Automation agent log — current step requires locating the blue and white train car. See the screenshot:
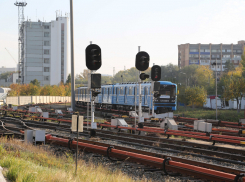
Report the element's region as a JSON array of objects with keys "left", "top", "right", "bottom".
[{"left": 75, "top": 81, "right": 177, "bottom": 113}]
